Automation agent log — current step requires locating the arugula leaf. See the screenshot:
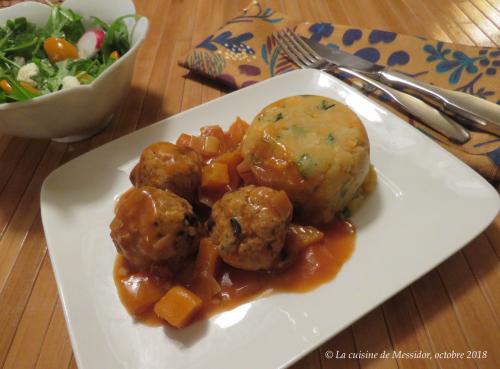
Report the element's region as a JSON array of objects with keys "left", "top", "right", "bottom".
[
  {"left": 31, "top": 59, "right": 71, "bottom": 92},
  {"left": 0, "top": 17, "right": 44, "bottom": 60},
  {"left": 30, "top": 57, "right": 54, "bottom": 92},
  {"left": 45, "top": 6, "right": 85, "bottom": 43},
  {"left": 100, "top": 15, "right": 137, "bottom": 62},
  {"left": 3, "top": 35, "right": 39, "bottom": 58},
  {"left": 90, "top": 16, "right": 109, "bottom": 31},
  {"left": 96, "top": 57, "right": 116, "bottom": 75},
  {"left": 67, "top": 58, "right": 97, "bottom": 80},
  {"left": 6, "top": 17, "right": 30, "bottom": 33},
  {"left": 59, "top": 8, "right": 85, "bottom": 43},
  {"left": 0, "top": 52, "right": 20, "bottom": 69},
  {"left": 0, "top": 28, "right": 13, "bottom": 50}
]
